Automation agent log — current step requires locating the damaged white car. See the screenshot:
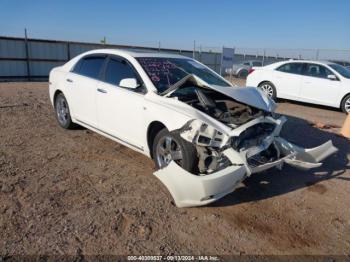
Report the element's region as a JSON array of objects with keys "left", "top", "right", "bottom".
[{"left": 49, "top": 49, "right": 338, "bottom": 207}]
